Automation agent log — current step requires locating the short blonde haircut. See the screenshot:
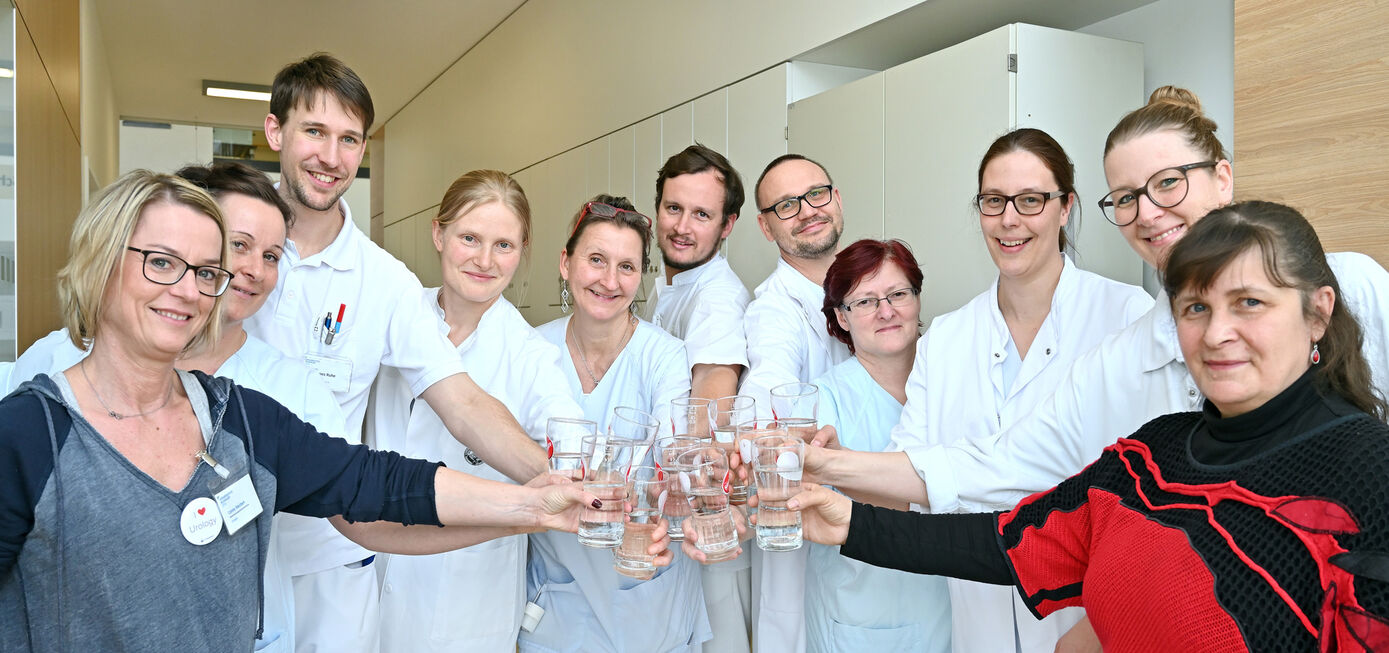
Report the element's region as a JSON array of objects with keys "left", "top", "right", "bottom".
[{"left": 58, "top": 169, "right": 229, "bottom": 353}]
